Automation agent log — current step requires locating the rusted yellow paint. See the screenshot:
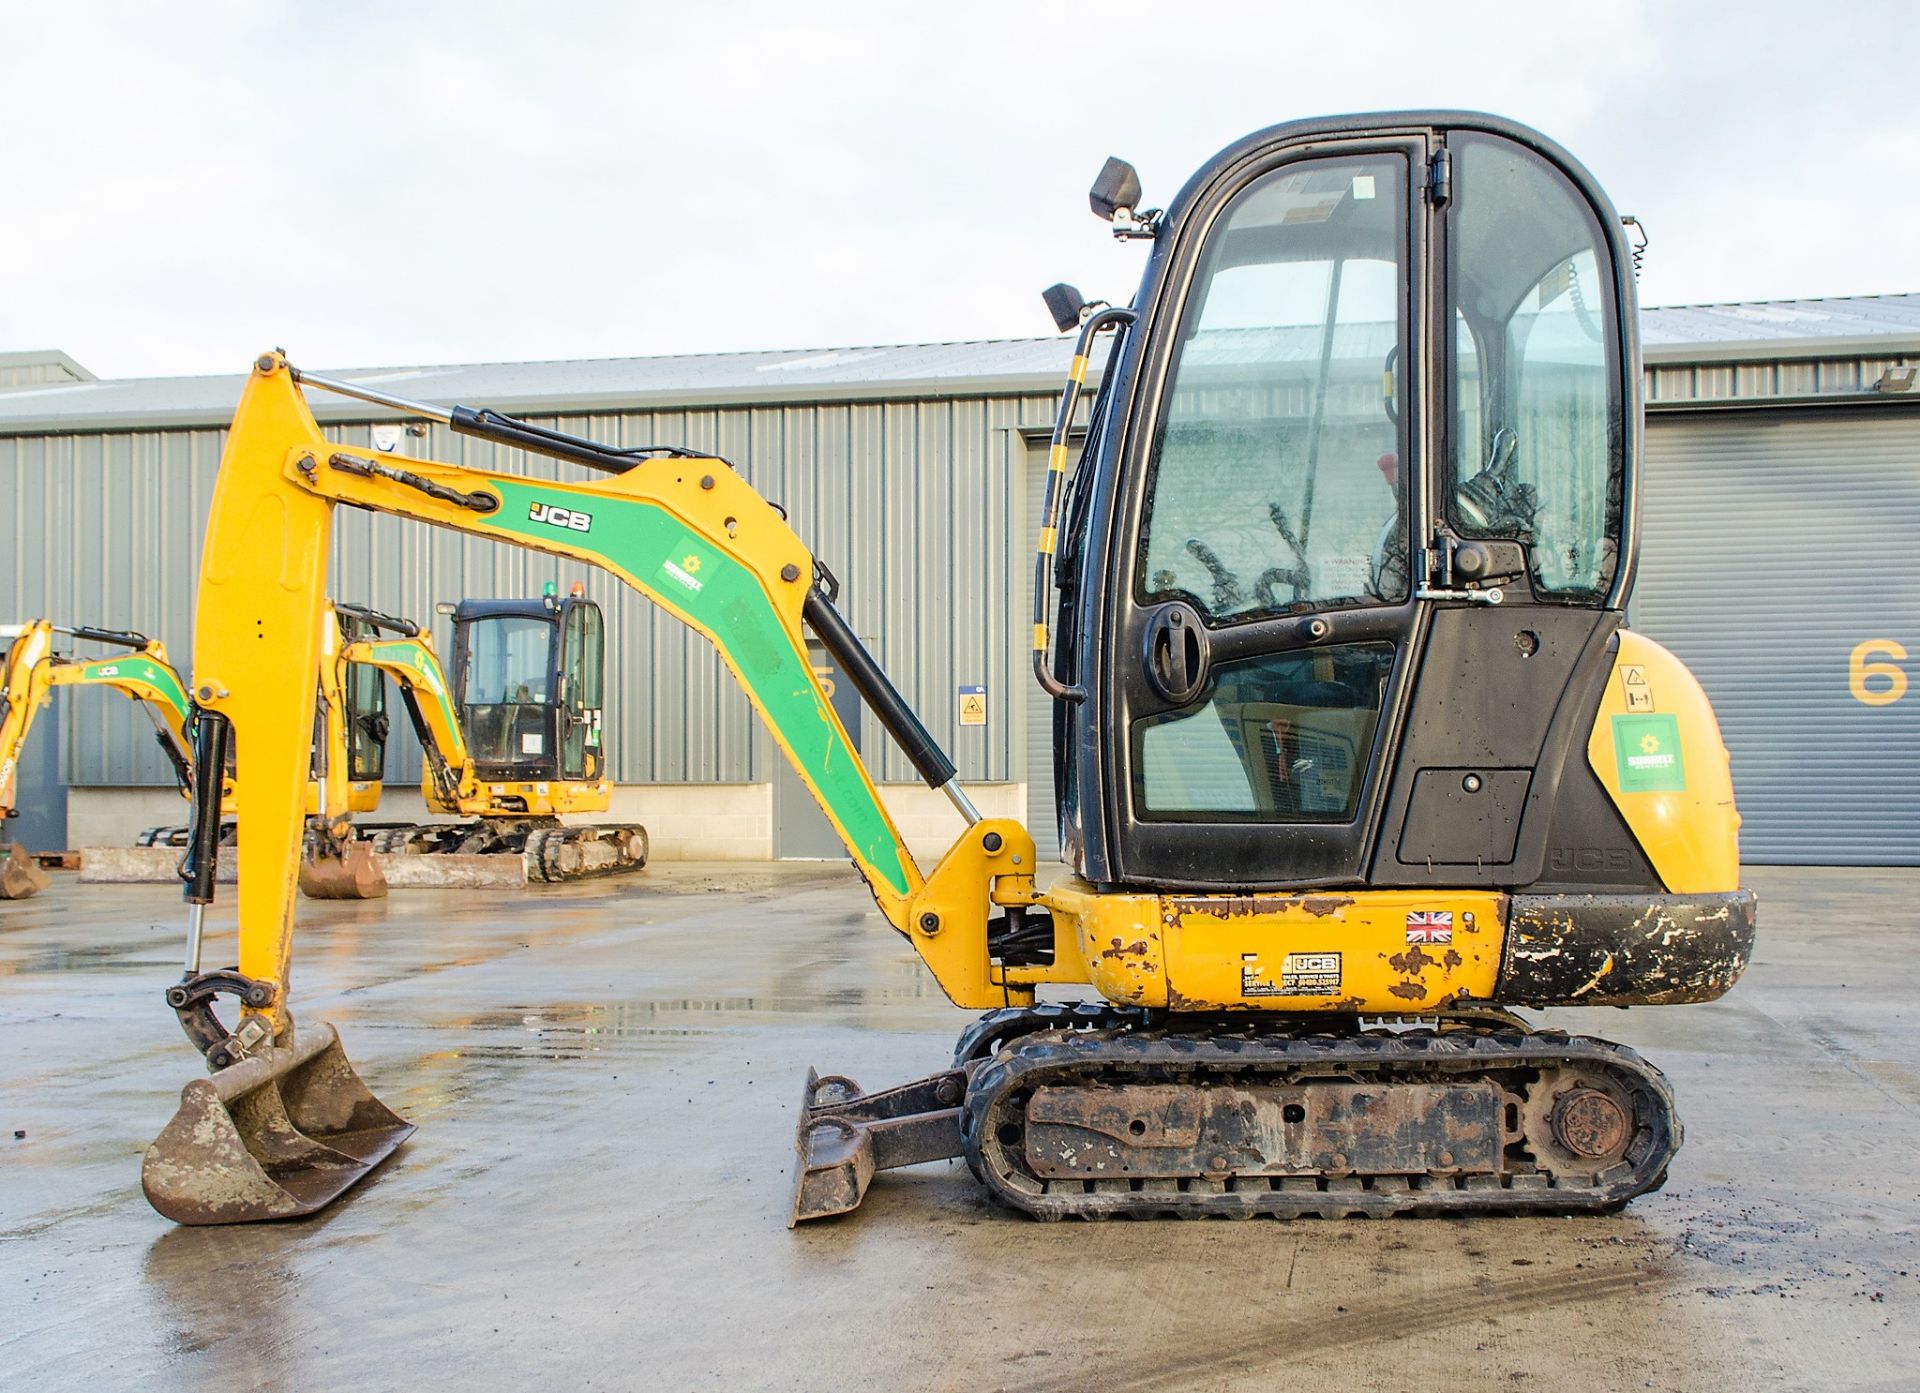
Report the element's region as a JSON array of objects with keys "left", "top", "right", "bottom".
[{"left": 1035, "top": 880, "right": 1505, "bottom": 1013}]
